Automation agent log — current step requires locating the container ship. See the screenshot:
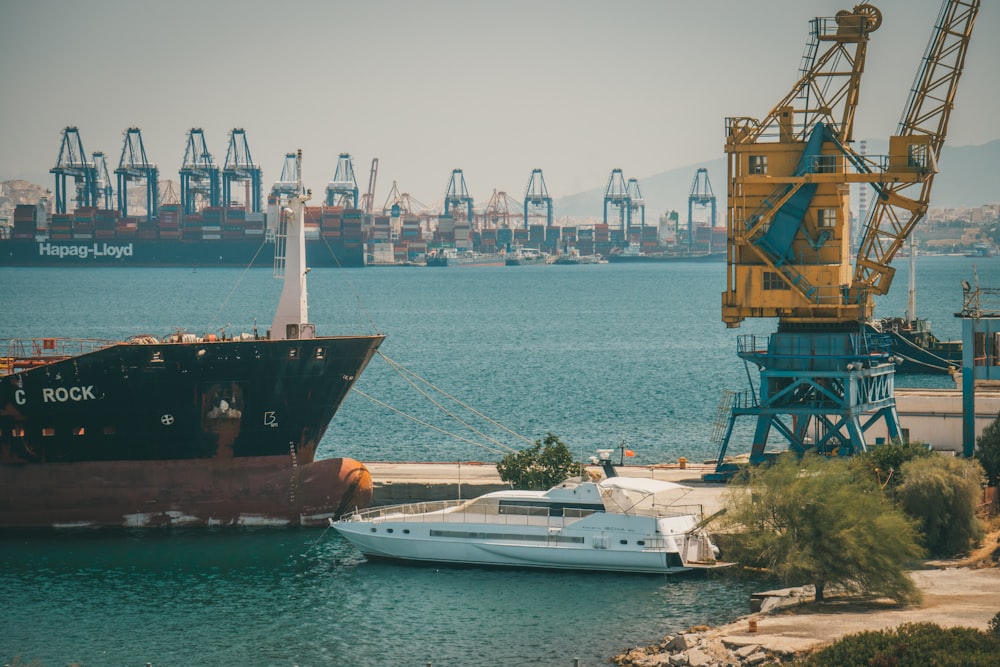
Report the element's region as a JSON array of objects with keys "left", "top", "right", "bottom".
[
  {"left": 0, "top": 201, "right": 366, "bottom": 268},
  {"left": 0, "top": 152, "right": 385, "bottom": 529}
]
